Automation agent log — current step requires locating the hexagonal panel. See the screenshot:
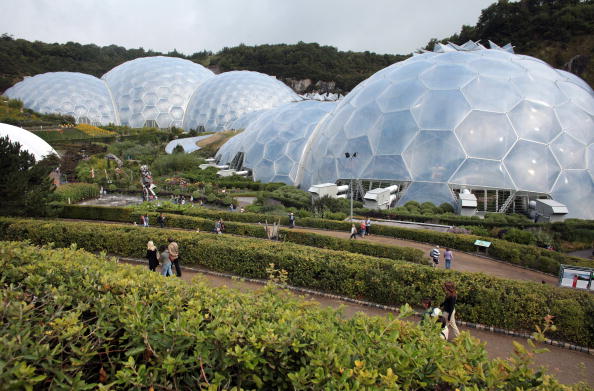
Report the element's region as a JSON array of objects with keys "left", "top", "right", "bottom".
[
  {"left": 336, "top": 135, "right": 374, "bottom": 179},
  {"left": 503, "top": 140, "right": 560, "bottom": 193},
  {"left": 555, "top": 102, "right": 594, "bottom": 145},
  {"left": 449, "top": 159, "right": 515, "bottom": 189},
  {"left": 588, "top": 144, "right": 594, "bottom": 182},
  {"left": 420, "top": 64, "right": 476, "bottom": 90},
  {"left": 156, "top": 112, "right": 172, "bottom": 128},
  {"left": 396, "top": 182, "right": 456, "bottom": 207},
  {"left": 557, "top": 81, "right": 594, "bottom": 116},
  {"left": 550, "top": 133, "right": 586, "bottom": 169},
  {"left": 343, "top": 102, "right": 382, "bottom": 139},
  {"left": 386, "top": 61, "right": 434, "bottom": 83},
  {"left": 462, "top": 76, "right": 522, "bottom": 112},
  {"left": 551, "top": 170, "right": 594, "bottom": 220},
  {"left": 514, "top": 58, "right": 562, "bottom": 81},
  {"left": 376, "top": 79, "right": 426, "bottom": 113},
  {"left": 455, "top": 111, "right": 517, "bottom": 160},
  {"left": 349, "top": 78, "right": 391, "bottom": 108},
  {"left": 512, "top": 78, "right": 567, "bottom": 106},
  {"left": 273, "top": 155, "right": 295, "bottom": 177},
  {"left": 411, "top": 90, "right": 471, "bottom": 130},
  {"left": 467, "top": 57, "right": 527, "bottom": 79},
  {"left": 403, "top": 131, "right": 465, "bottom": 181},
  {"left": 361, "top": 155, "right": 411, "bottom": 180},
  {"left": 509, "top": 100, "right": 562, "bottom": 143},
  {"left": 367, "top": 110, "right": 418, "bottom": 155}
]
